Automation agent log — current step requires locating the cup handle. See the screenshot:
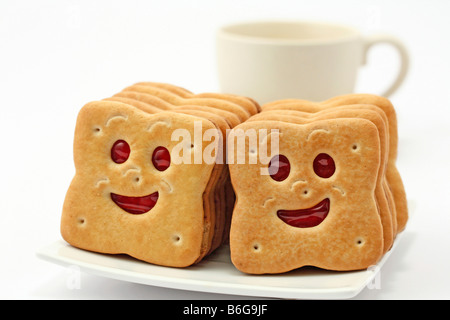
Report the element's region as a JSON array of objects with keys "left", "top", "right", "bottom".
[{"left": 362, "top": 34, "right": 409, "bottom": 97}]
